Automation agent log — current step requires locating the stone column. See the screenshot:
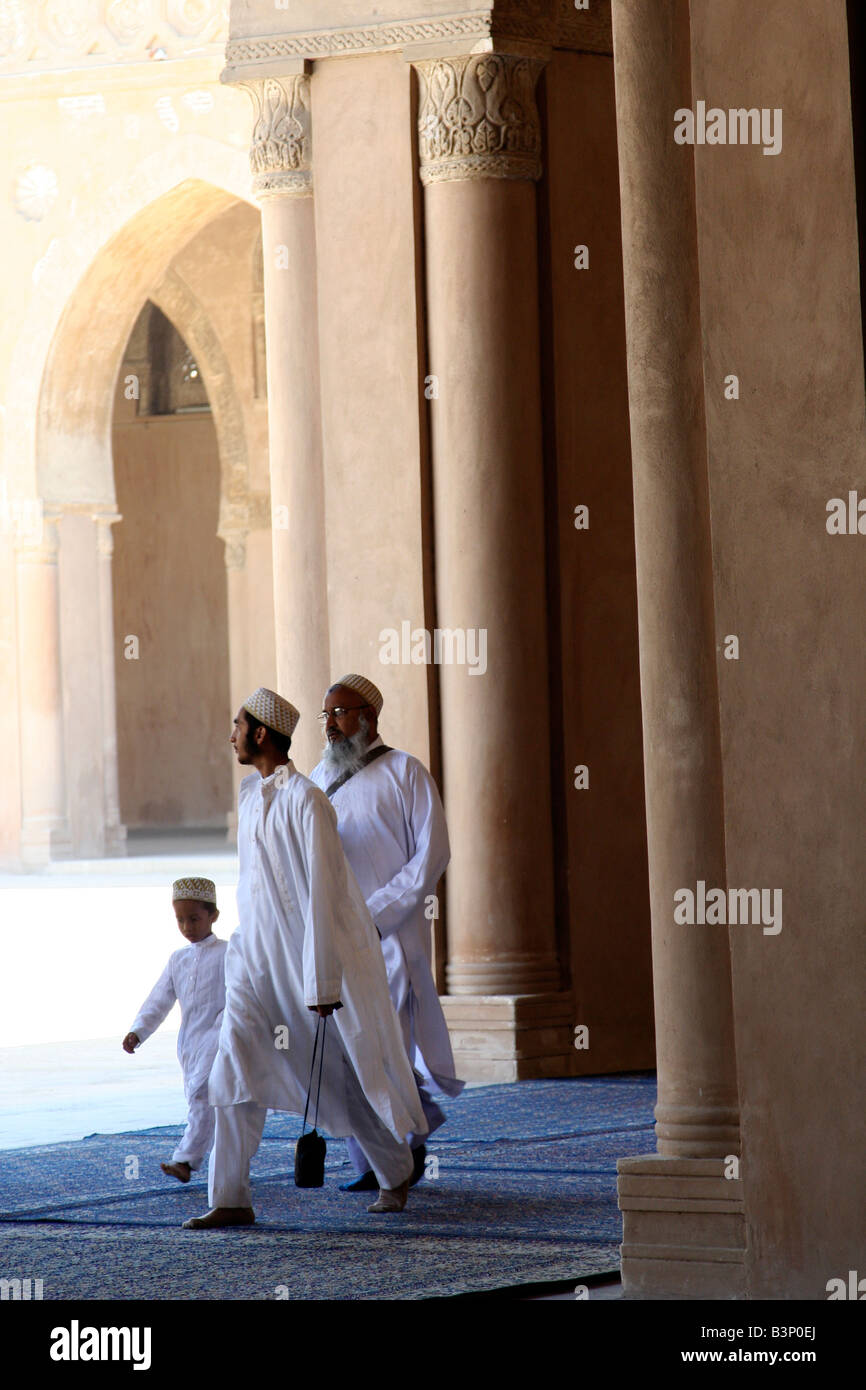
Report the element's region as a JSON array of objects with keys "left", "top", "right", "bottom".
[
  {"left": 239, "top": 71, "right": 330, "bottom": 771},
  {"left": 95, "top": 512, "right": 126, "bottom": 856},
  {"left": 610, "top": 0, "right": 744, "bottom": 1297},
  {"left": 16, "top": 510, "right": 72, "bottom": 863},
  {"left": 415, "top": 51, "right": 572, "bottom": 1078},
  {"left": 222, "top": 528, "right": 249, "bottom": 841}
]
